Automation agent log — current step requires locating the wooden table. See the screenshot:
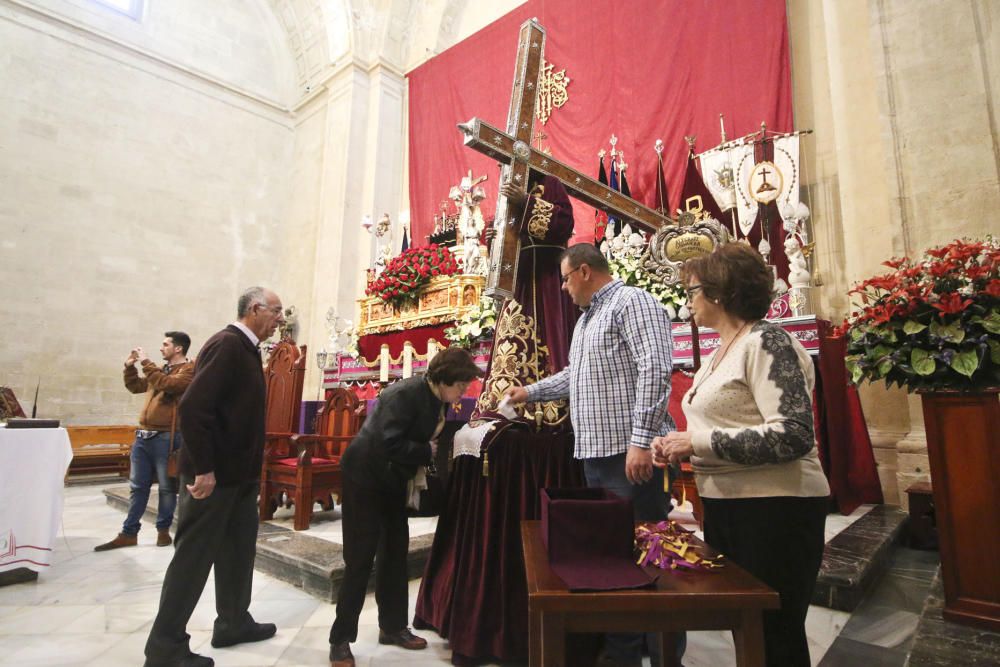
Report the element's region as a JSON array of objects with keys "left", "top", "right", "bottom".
[{"left": 521, "top": 520, "right": 780, "bottom": 667}]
